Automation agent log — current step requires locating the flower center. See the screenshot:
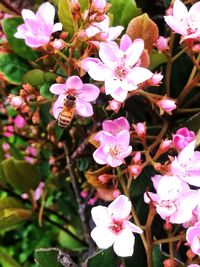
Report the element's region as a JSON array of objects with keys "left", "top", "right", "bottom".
[
  {"left": 109, "top": 145, "right": 120, "bottom": 157},
  {"left": 109, "top": 220, "right": 123, "bottom": 234},
  {"left": 114, "top": 66, "right": 128, "bottom": 80}
]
